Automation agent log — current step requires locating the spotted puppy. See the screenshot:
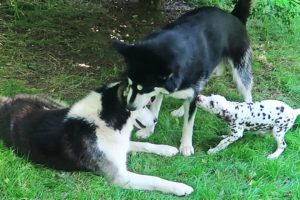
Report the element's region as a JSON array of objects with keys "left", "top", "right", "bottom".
[{"left": 196, "top": 94, "right": 300, "bottom": 159}]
